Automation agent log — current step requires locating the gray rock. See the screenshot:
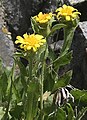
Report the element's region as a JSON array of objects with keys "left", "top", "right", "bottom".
[
  {"left": 0, "top": 28, "right": 14, "bottom": 67},
  {"left": 0, "top": 2, "right": 14, "bottom": 67},
  {"left": 2, "top": 0, "right": 58, "bottom": 42},
  {"left": 68, "top": 0, "right": 86, "bottom": 5},
  {"left": 70, "top": 22, "right": 87, "bottom": 89},
  {"left": 79, "top": 22, "right": 87, "bottom": 40},
  {"left": 49, "top": 40, "right": 63, "bottom": 51}
]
